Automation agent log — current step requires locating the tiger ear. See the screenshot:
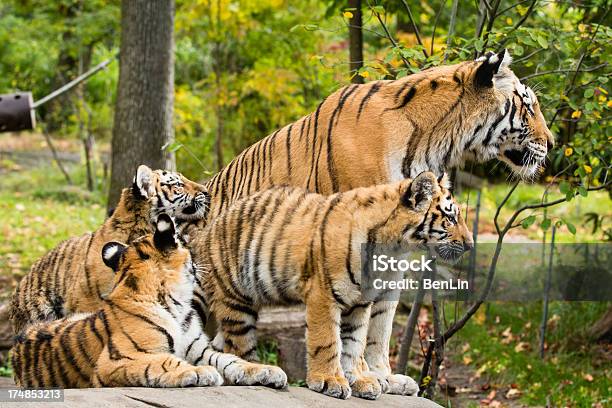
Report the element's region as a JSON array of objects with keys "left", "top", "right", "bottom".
[
  {"left": 401, "top": 171, "right": 437, "bottom": 211},
  {"left": 133, "top": 165, "right": 155, "bottom": 199},
  {"left": 474, "top": 49, "right": 512, "bottom": 87},
  {"left": 437, "top": 172, "right": 452, "bottom": 190},
  {"left": 102, "top": 242, "right": 128, "bottom": 272},
  {"left": 154, "top": 213, "right": 178, "bottom": 251}
]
